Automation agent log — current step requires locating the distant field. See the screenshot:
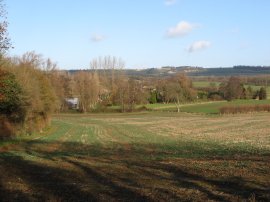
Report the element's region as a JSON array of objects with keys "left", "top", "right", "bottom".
[
  {"left": 193, "top": 81, "right": 221, "bottom": 88},
  {"left": 0, "top": 112, "right": 269, "bottom": 201}
]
